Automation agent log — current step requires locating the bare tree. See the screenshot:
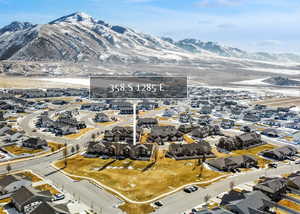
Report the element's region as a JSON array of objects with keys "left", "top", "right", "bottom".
[
  {"left": 91, "top": 133, "right": 96, "bottom": 141},
  {"left": 6, "top": 164, "right": 11, "bottom": 174},
  {"left": 230, "top": 181, "right": 235, "bottom": 191},
  {"left": 75, "top": 144, "right": 80, "bottom": 153},
  {"left": 204, "top": 194, "right": 211, "bottom": 208},
  {"left": 63, "top": 144, "right": 68, "bottom": 167}
]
